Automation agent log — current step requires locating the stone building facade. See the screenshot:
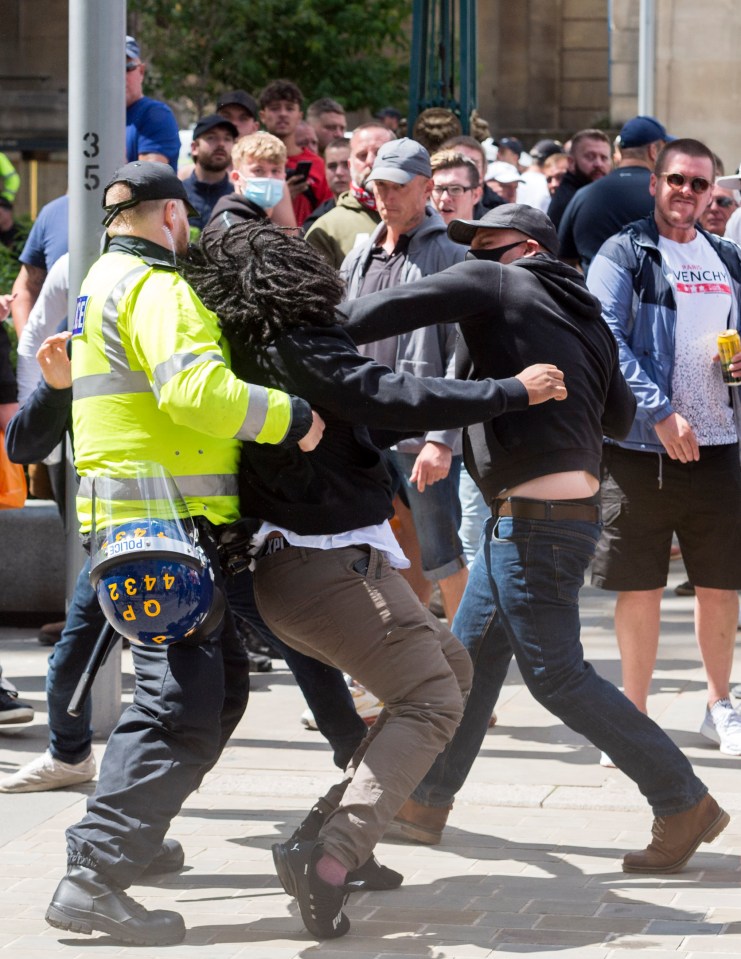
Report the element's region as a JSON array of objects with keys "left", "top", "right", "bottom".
[{"left": 1, "top": 1, "right": 740, "bottom": 215}]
